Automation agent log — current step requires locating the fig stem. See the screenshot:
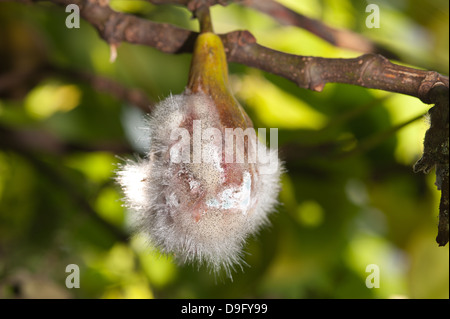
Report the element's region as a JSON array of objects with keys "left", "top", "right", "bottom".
[{"left": 196, "top": 5, "right": 213, "bottom": 34}]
